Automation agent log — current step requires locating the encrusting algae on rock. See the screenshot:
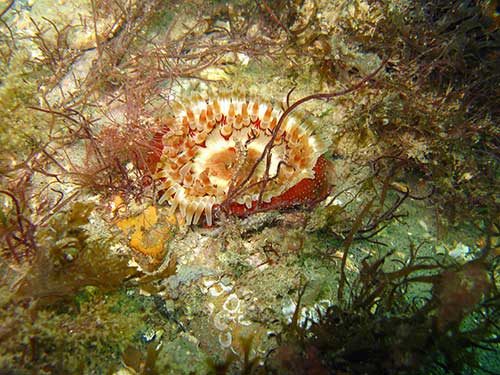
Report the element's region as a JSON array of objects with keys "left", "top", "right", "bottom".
[{"left": 149, "top": 93, "right": 333, "bottom": 226}]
